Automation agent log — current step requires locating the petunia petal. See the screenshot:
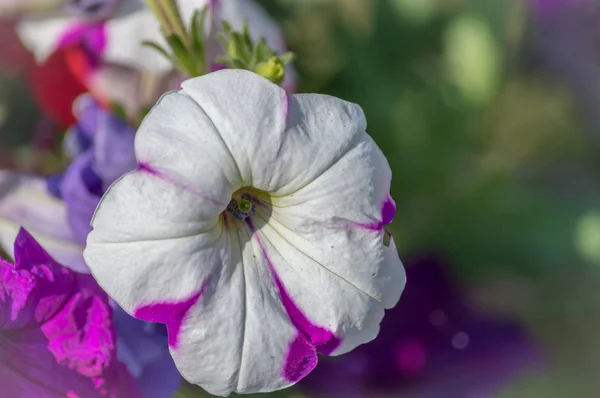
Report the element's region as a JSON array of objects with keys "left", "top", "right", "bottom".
[
  {"left": 0, "top": 171, "right": 86, "bottom": 272},
  {"left": 1, "top": 328, "right": 96, "bottom": 398},
  {"left": 90, "top": 105, "right": 137, "bottom": 189},
  {"left": 40, "top": 273, "right": 140, "bottom": 397},
  {"left": 16, "top": 16, "right": 71, "bottom": 62},
  {"left": 102, "top": 1, "right": 170, "bottom": 73},
  {"left": 153, "top": 221, "right": 299, "bottom": 396},
  {"left": 0, "top": 228, "right": 75, "bottom": 330},
  {"left": 251, "top": 218, "right": 404, "bottom": 357},
  {"left": 180, "top": 71, "right": 364, "bottom": 193},
  {"left": 86, "top": 62, "right": 171, "bottom": 119},
  {"left": 263, "top": 132, "right": 404, "bottom": 307},
  {"left": 86, "top": 169, "right": 227, "bottom": 313},
  {"left": 1, "top": 326, "right": 138, "bottom": 398},
  {"left": 251, "top": 92, "right": 404, "bottom": 356},
  {"left": 60, "top": 151, "right": 103, "bottom": 244},
  {"left": 0, "top": 253, "right": 140, "bottom": 397},
  {"left": 134, "top": 90, "right": 240, "bottom": 203}
]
